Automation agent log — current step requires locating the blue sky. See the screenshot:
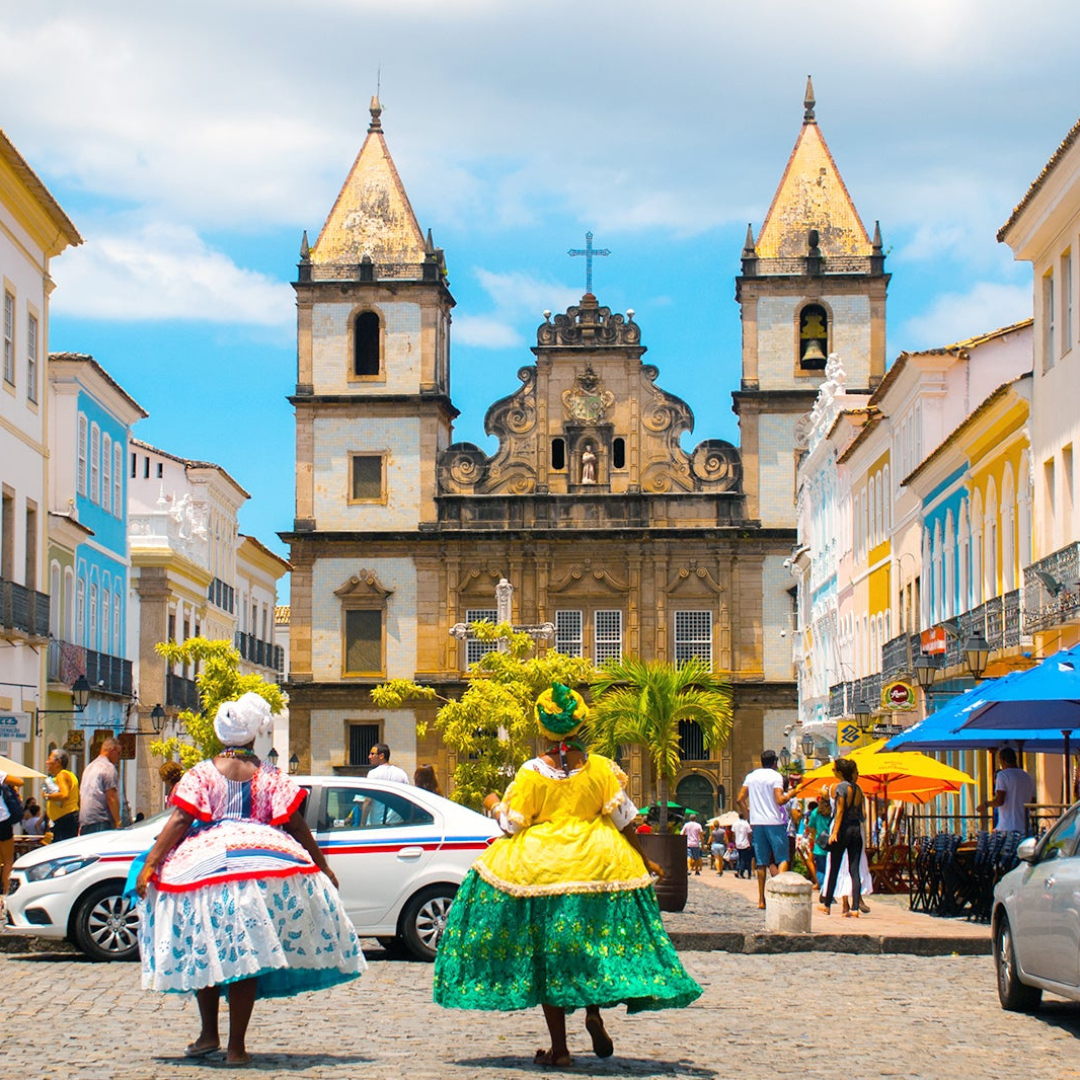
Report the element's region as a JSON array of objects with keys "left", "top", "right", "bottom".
[{"left": 4, "top": 2, "right": 1078, "bottom": 599}]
